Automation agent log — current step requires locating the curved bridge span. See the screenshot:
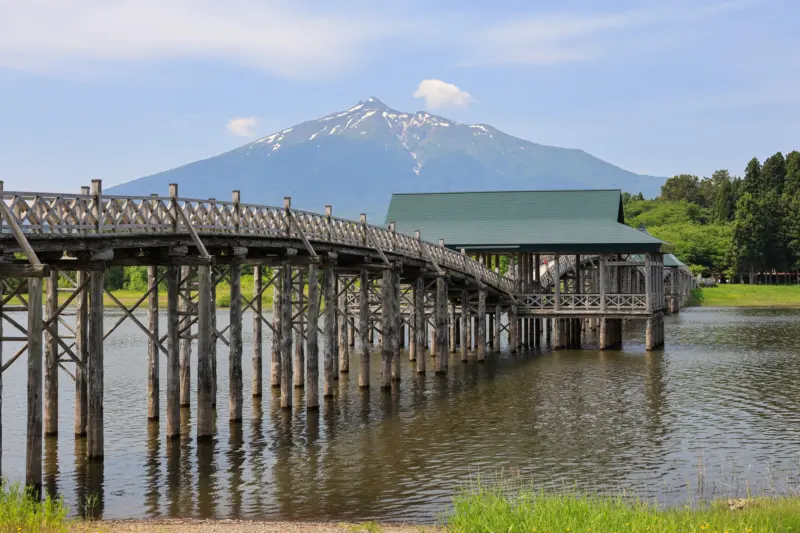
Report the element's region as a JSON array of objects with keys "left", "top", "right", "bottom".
[{"left": 0, "top": 181, "right": 524, "bottom": 492}]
